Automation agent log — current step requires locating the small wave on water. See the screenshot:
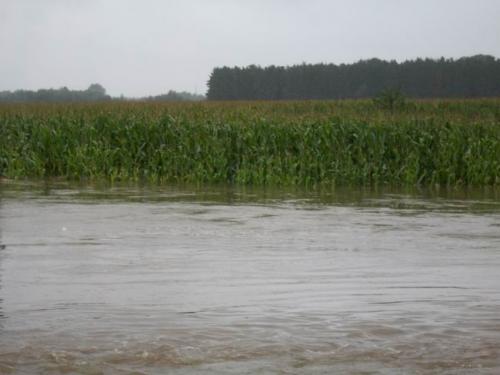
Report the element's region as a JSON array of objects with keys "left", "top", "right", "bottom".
[{"left": 1, "top": 320, "right": 498, "bottom": 374}]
